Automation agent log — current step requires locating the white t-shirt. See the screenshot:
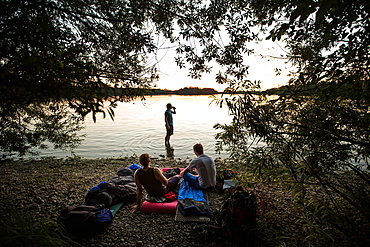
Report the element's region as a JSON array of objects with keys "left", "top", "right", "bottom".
[{"left": 187, "top": 154, "right": 216, "bottom": 188}]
